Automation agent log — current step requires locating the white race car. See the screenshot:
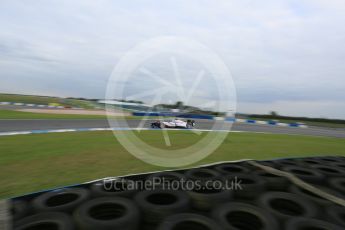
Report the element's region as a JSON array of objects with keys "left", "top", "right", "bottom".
[{"left": 151, "top": 119, "right": 195, "bottom": 129}]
